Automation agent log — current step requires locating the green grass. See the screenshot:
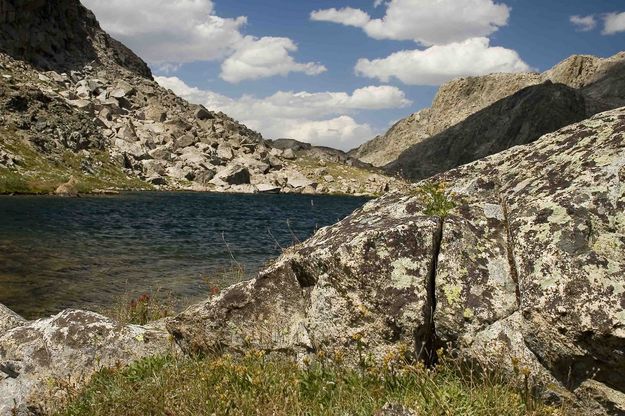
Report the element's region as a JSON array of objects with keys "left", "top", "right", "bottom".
[
  {"left": 0, "top": 130, "right": 151, "bottom": 194},
  {"left": 417, "top": 181, "right": 456, "bottom": 218},
  {"left": 55, "top": 349, "right": 562, "bottom": 416}
]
